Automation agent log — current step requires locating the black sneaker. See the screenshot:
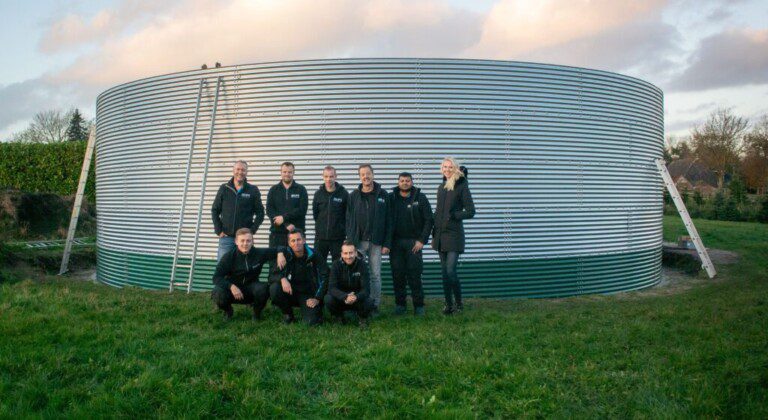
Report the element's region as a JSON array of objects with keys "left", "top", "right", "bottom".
[
  {"left": 282, "top": 313, "right": 296, "bottom": 324},
  {"left": 414, "top": 306, "right": 425, "bottom": 316},
  {"left": 442, "top": 305, "right": 454, "bottom": 315},
  {"left": 333, "top": 315, "right": 346, "bottom": 324},
  {"left": 455, "top": 303, "right": 464, "bottom": 313},
  {"left": 223, "top": 307, "right": 234, "bottom": 321},
  {"left": 394, "top": 305, "right": 407, "bottom": 315}
]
